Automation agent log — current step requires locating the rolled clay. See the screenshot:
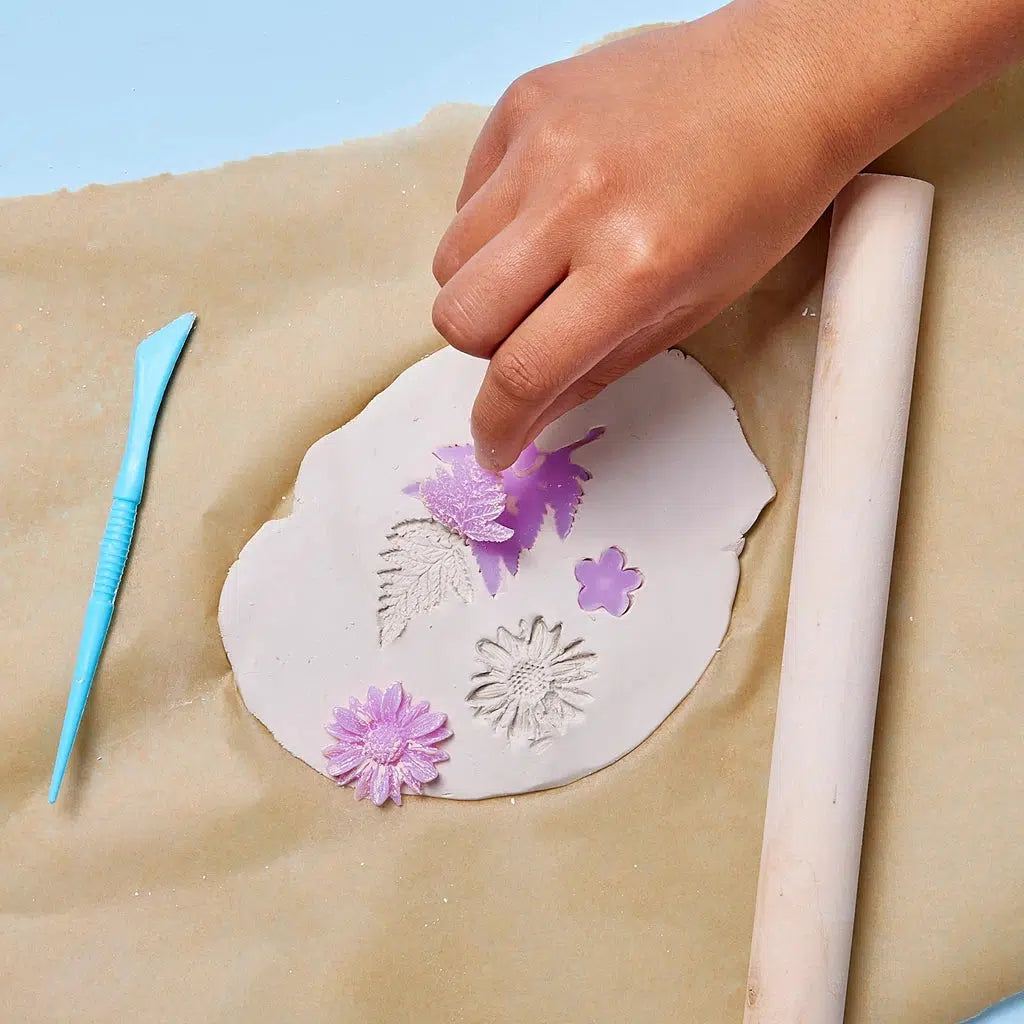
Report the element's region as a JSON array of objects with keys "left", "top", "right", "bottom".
[
  {"left": 744, "top": 174, "right": 934, "bottom": 1023},
  {"left": 219, "top": 349, "right": 775, "bottom": 800}
]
